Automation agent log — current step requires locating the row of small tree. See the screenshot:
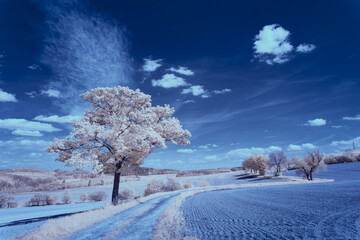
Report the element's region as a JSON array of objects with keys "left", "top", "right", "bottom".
[{"left": 242, "top": 150, "right": 326, "bottom": 180}]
